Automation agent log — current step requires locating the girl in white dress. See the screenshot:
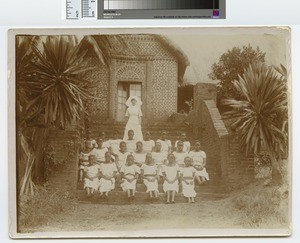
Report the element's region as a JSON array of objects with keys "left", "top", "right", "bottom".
[
  {"left": 120, "top": 154, "right": 141, "bottom": 202},
  {"left": 114, "top": 141, "right": 130, "bottom": 171},
  {"left": 125, "top": 130, "right": 137, "bottom": 153},
  {"left": 79, "top": 140, "right": 93, "bottom": 181},
  {"left": 83, "top": 155, "right": 100, "bottom": 197},
  {"left": 180, "top": 157, "right": 197, "bottom": 203},
  {"left": 107, "top": 130, "right": 122, "bottom": 154},
  {"left": 133, "top": 141, "right": 147, "bottom": 167},
  {"left": 156, "top": 131, "right": 172, "bottom": 154},
  {"left": 173, "top": 141, "right": 189, "bottom": 167},
  {"left": 143, "top": 131, "right": 155, "bottom": 153},
  {"left": 151, "top": 142, "right": 168, "bottom": 177},
  {"left": 141, "top": 153, "right": 159, "bottom": 201},
  {"left": 189, "top": 141, "right": 209, "bottom": 185},
  {"left": 162, "top": 154, "right": 181, "bottom": 204},
  {"left": 175, "top": 132, "right": 191, "bottom": 153},
  {"left": 99, "top": 152, "right": 118, "bottom": 199},
  {"left": 99, "top": 131, "right": 110, "bottom": 149},
  {"left": 90, "top": 138, "right": 108, "bottom": 164},
  {"left": 123, "top": 96, "right": 143, "bottom": 141}
]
